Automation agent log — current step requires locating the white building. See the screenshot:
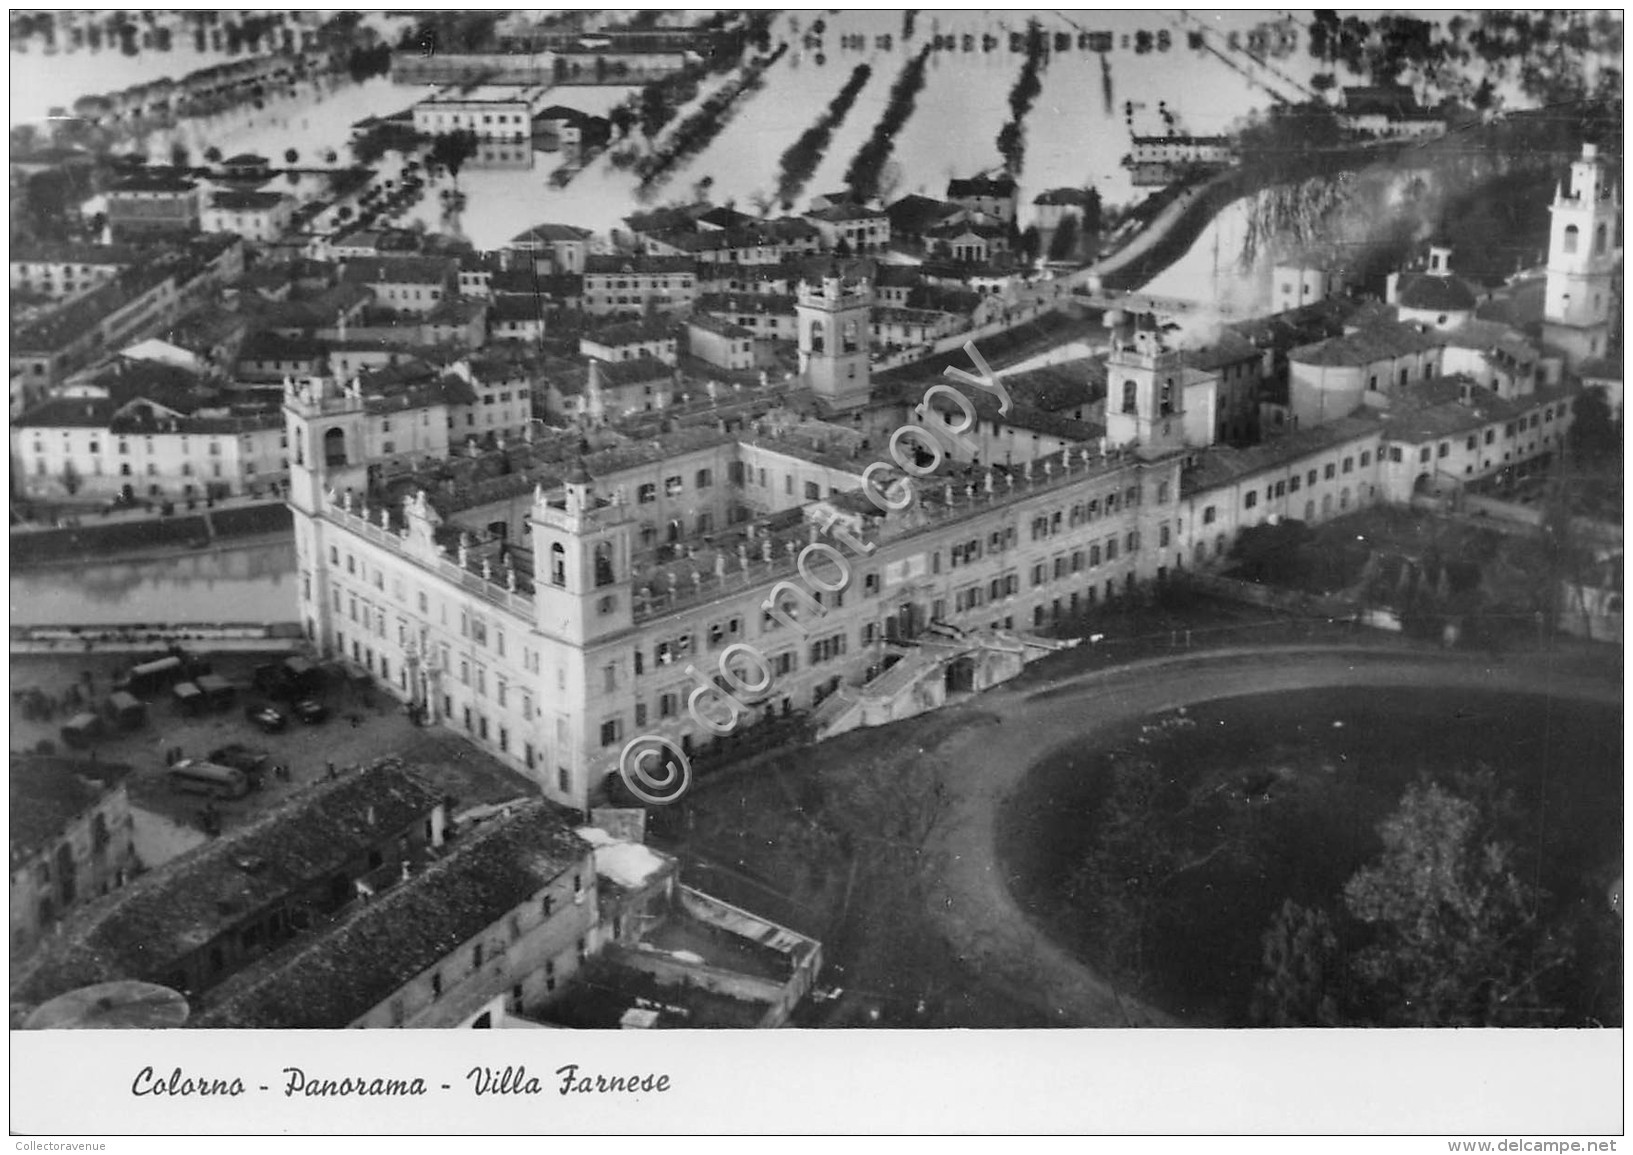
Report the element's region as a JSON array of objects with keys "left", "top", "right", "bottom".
[
  {"left": 412, "top": 86, "right": 551, "bottom": 141},
  {"left": 1543, "top": 142, "right": 1623, "bottom": 369}
]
